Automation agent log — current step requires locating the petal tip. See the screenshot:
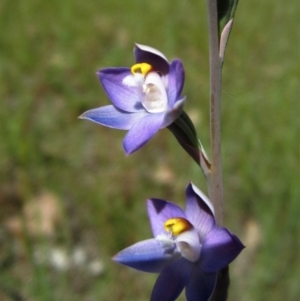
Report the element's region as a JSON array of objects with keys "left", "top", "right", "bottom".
[
  {"left": 123, "top": 141, "right": 134, "bottom": 155},
  {"left": 189, "top": 182, "right": 215, "bottom": 216},
  {"left": 78, "top": 112, "right": 88, "bottom": 120},
  {"left": 78, "top": 109, "right": 96, "bottom": 121},
  {"left": 111, "top": 254, "right": 121, "bottom": 263},
  {"left": 134, "top": 43, "right": 168, "bottom": 61}
]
